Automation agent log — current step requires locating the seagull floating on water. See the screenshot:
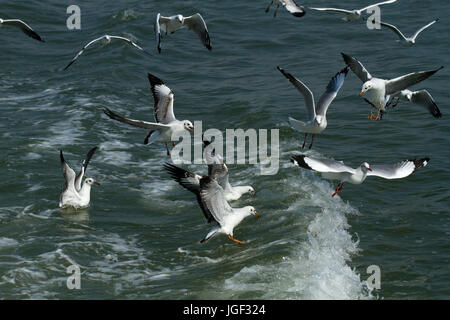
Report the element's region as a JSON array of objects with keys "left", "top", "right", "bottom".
[
  {"left": 386, "top": 89, "right": 442, "bottom": 118},
  {"left": 277, "top": 66, "right": 349, "bottom": 149},
  {"left": 197, "top": 176, "right": 259, "bottom": 244},
  {"left": 342, "top": 52, "right": 443, "bottom": 120},
  {"left": 291, "top": 154, "right": 429, "bottom": 198},
  {"left": 103, "top": 73, "right": 194, "bottom": 156},
  {"left": 59, "top": 147, "right": 99, "bottom": 209},
  {"left": 379, "top": 19, "right": 439, "bottom": 47},
  {"left": 310, "top": 0, "right": 397, "bottom": 22},
  {"left": 63, "top": 35, "right": 148, "bottom": 70},
  {"left": 155, "top": 13, "right": 211, "bottom": 53},
  {"left": 0, "top": 18, "right": 44, "bottom": 42},
  {"left": 265, "top": 0, "right": 306, "bottom": 18}
]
